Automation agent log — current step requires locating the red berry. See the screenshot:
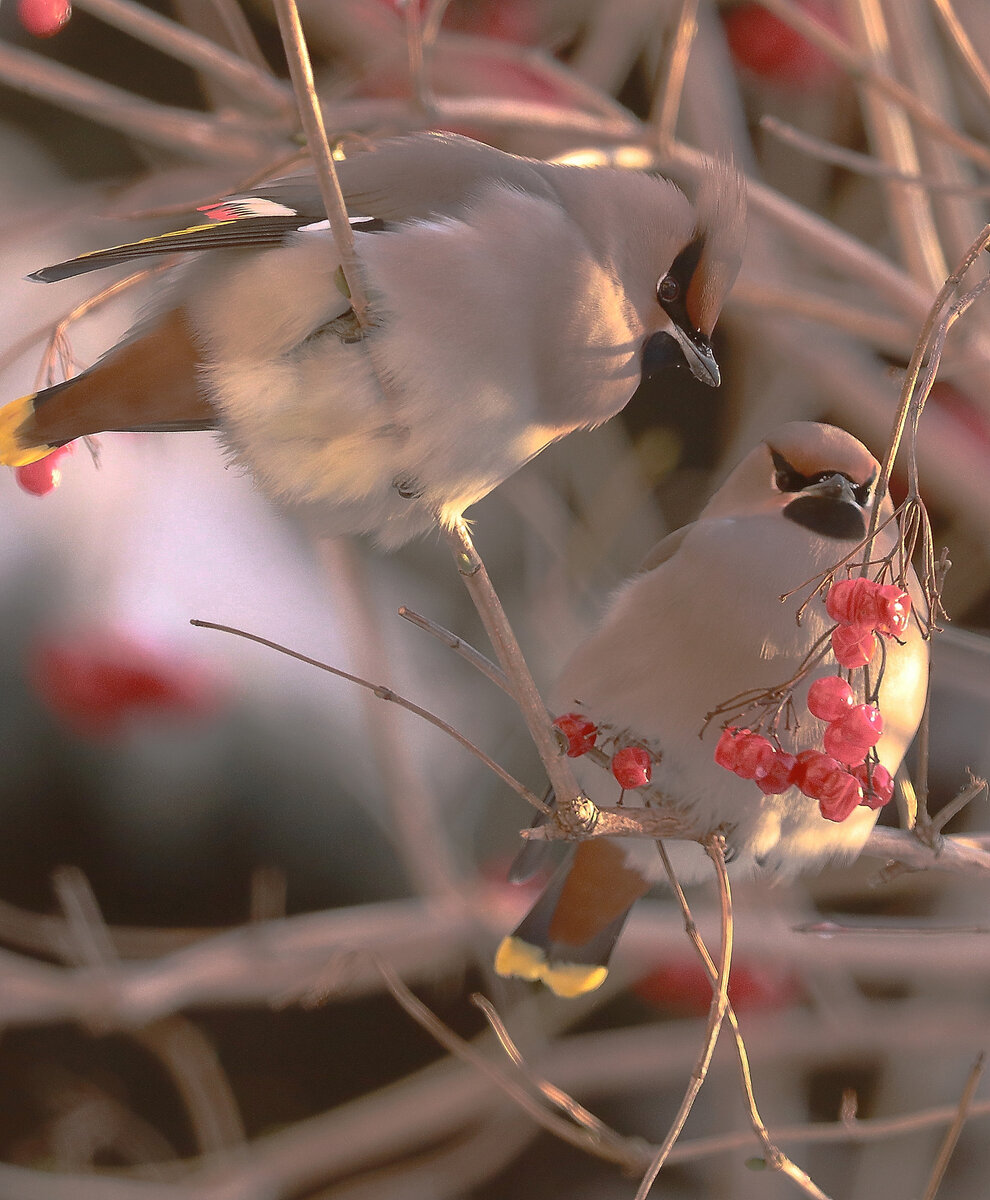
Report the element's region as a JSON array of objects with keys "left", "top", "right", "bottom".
[
  {"left": 791, "top": 749, "right": 842, "bottom": 798},
  {"left": 831, "top": 623, "right": 876, "bottom": 669},
  {"left": 875, "top": 584, "right": 911, "bottom": 637},
  {"left": 18, "top": 0, "right": 71, "bottom": 37},
  {"left": 722, "top": 1, "right": 839, "bottom": 87},
  {"left": 823, "top": 722, "right": 868, "bottom": 766},
  {"left": 611, "top": 746, "right": 652, "bottom": 789},
  {"left": 826, "top": 578, "right": 881, "bottom": 627},
  {"left": 552, "top": 712, "right": 598, "bottom": 758},
  {"left": 714, "top": 727, "right": 775, "bottom": 780},
  {"left": 852, "top": 761, "right": 894, "bottom": 809},
  {"left": 816, "top": 769, "right": 864, "bottom": 822},
  {"left": 833, "top": 703, "right": 884, "bottom": 749},
  {"left": 634, "top": 957, "right": 798, "bottom": 1016},
  {"left": 807, "top": 675, "right": 854, "bottom": 721},
  {"left": 755, "top": 750, "right": 797, "bottom": 795},
  {"left": 28, "top": 629, "right": 218, "bottom": 739},
  {"left": 14, "top": 445, "right": 72, "bottom": 495}
]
